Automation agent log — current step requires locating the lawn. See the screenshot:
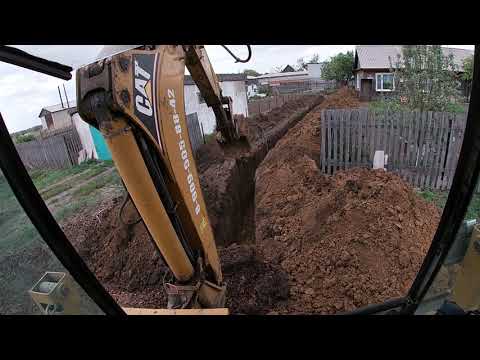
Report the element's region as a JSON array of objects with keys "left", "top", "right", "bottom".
[
  {"left": 418, "top": 189, "right": 480, "bottom": 221},
  {"left": 0, "top": 159, "right": 120, "bottom": 255}
]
